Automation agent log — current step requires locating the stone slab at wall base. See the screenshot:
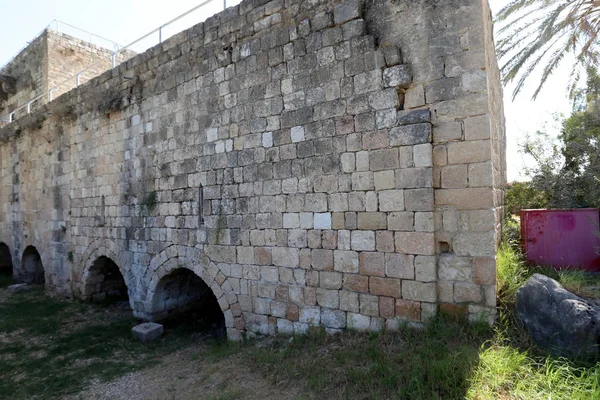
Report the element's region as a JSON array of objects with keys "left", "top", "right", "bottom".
[
  {"left": 132, "top": 322, "right": 164, "bottom": 342},
  {"left": 0, "top": 0, "right": 505, "bottom": 340}
]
